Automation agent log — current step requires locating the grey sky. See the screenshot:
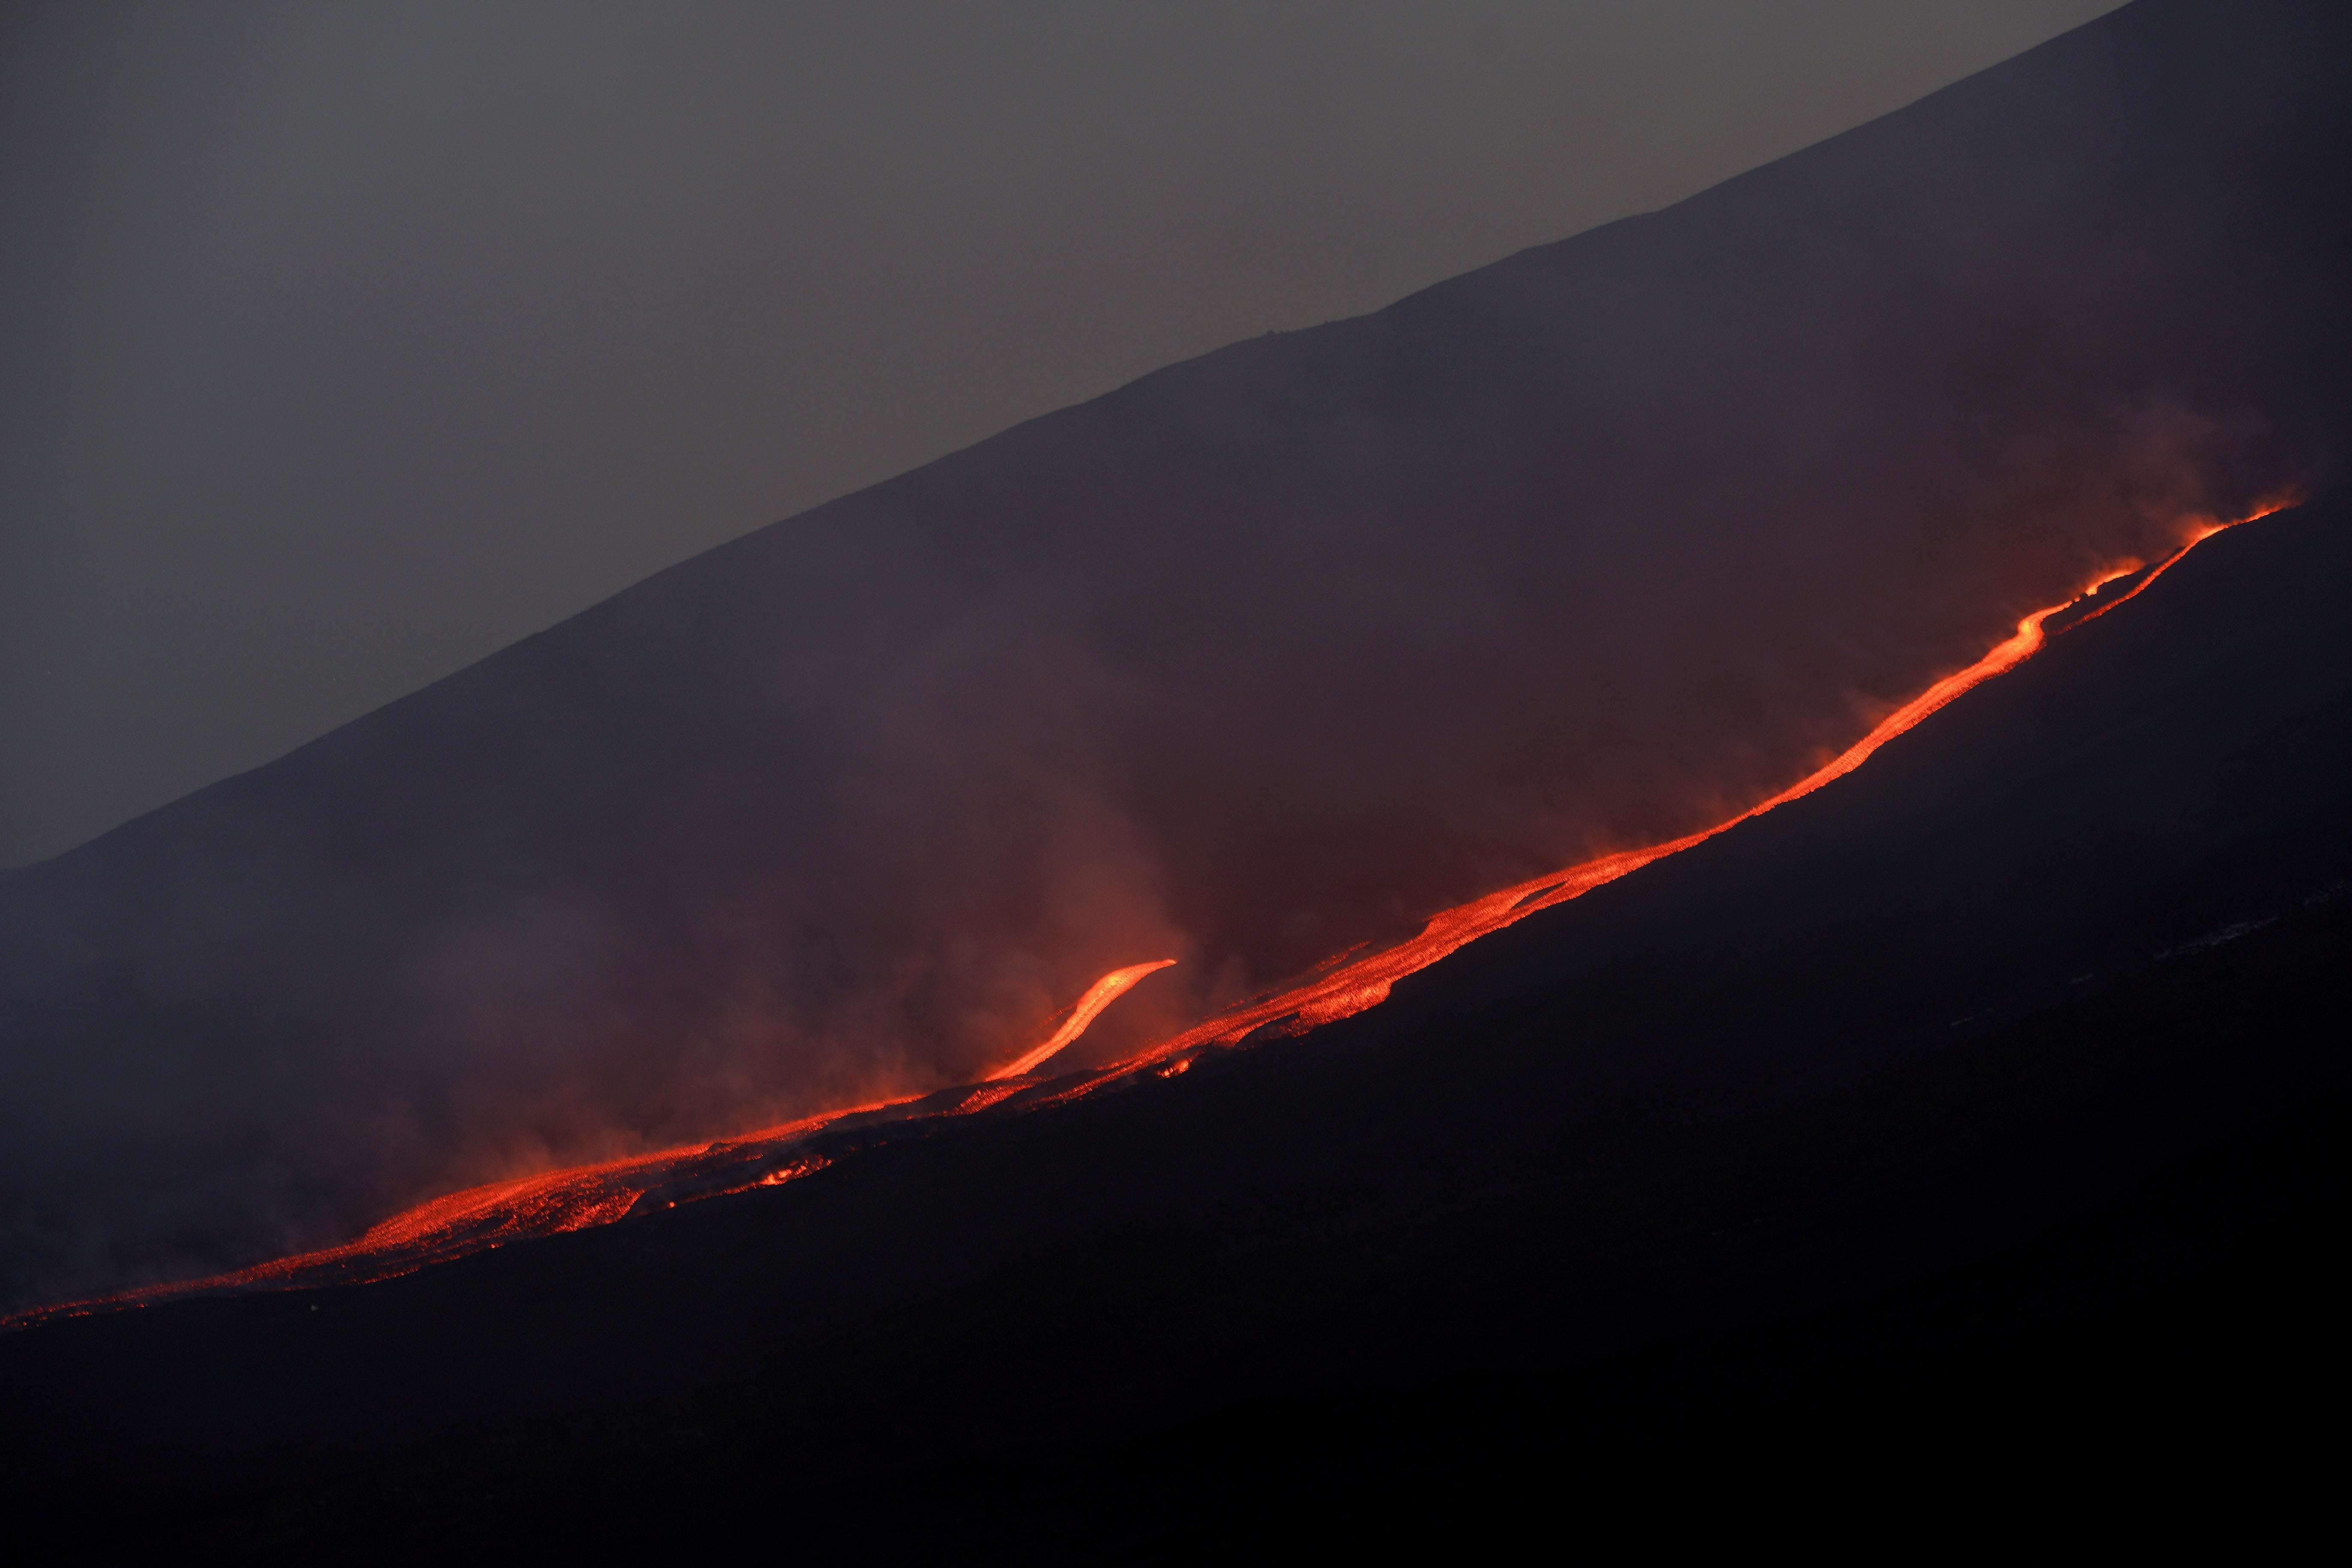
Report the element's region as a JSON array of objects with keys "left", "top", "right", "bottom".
[{"left": 0, "top": 0, "right": 2120, "bottom": 866}]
